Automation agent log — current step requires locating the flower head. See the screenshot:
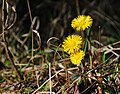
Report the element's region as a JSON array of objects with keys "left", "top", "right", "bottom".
[
  {"left": 70, "top": 50, "right": 85, "bottom": 65},
  {"left": 71, "top": 15, "right": 93, "bottom": 31},
  {"left": 62, "top": 35, "right": 82, "bottom": 54}
]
